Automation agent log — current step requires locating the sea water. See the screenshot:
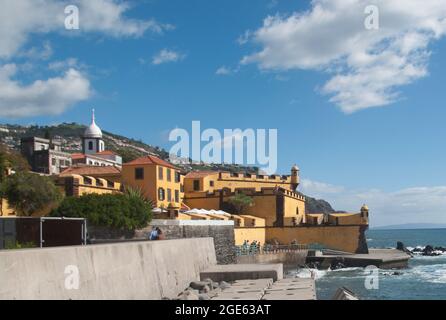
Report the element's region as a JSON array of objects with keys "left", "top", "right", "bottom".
[{"left": 287, "top": 228, "right": 446, "bottom": 300}]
